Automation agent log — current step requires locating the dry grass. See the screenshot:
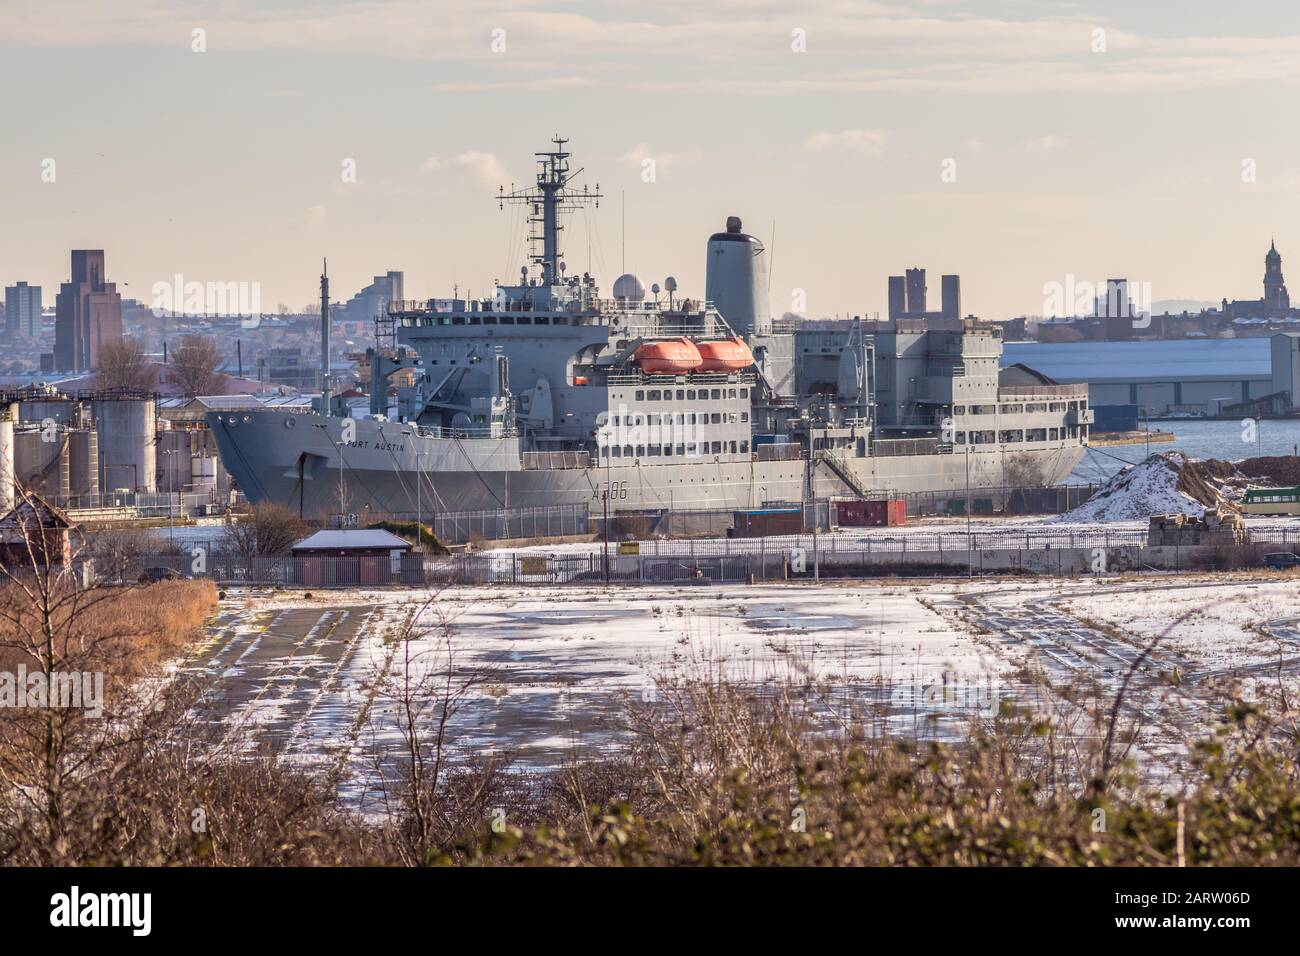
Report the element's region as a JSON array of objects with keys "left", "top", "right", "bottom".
[{"left": 0, "top": 579, "right": 217, "bottom": 681}]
